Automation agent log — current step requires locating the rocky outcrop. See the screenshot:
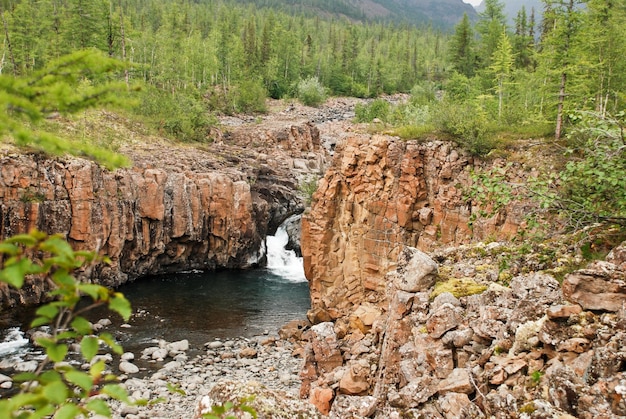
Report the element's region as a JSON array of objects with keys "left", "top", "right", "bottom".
[
  {"left": 299, "top": 243, "right": 626, "bottom": 418},
  {"left": 302, "top": 135, "right": 525, "bottom": 322},
  {"left": 0, "top": 117, "right": 327, "bottom": 307}
]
